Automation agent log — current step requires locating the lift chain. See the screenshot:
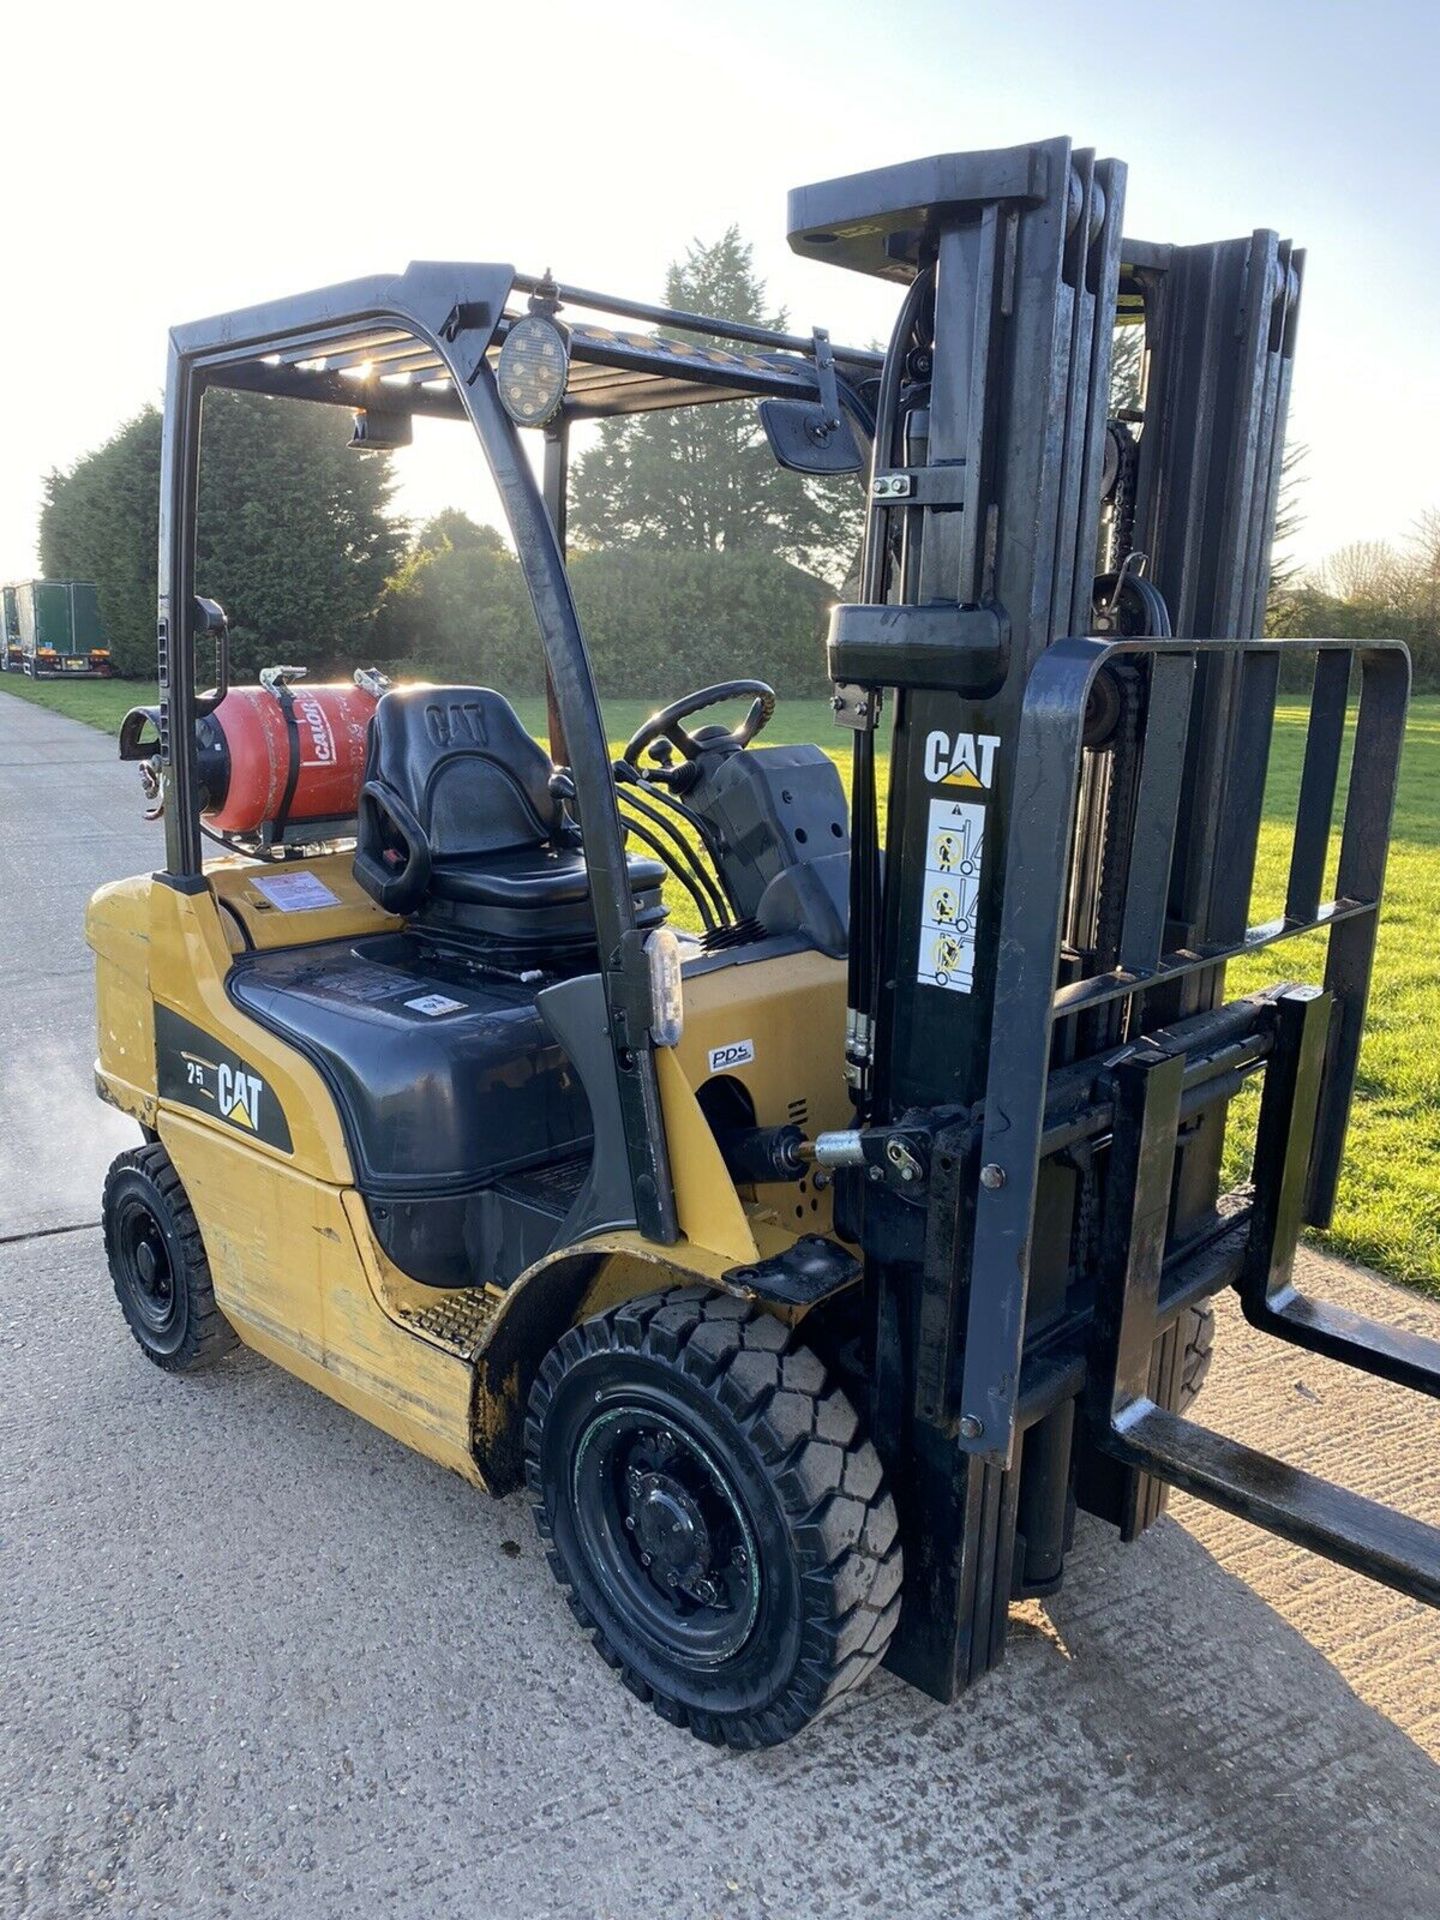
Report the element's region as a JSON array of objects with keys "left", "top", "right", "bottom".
[{"left": 1107, "top": 419, "right": 1139, "bottom": 572}]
